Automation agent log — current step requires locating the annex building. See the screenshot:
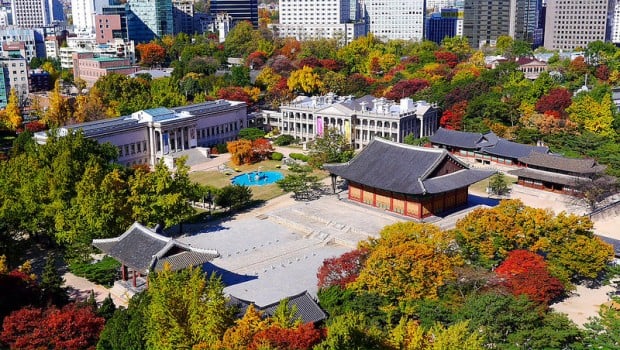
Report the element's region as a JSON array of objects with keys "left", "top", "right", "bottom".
[
  {"left": 509, "top": 152, "right": 607, "bottom": 195},
  {"left": 277, "top": 93, "right": 440, "bottom": 150},
  {"left": 324, "top": 138, "right": 494, "bottom": 219},
  {"left": 35, "top": 100, "right": 247, "bottom": 168},
  {"left": 429, "top": 127, "right": 549, "bottom": 166}
]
